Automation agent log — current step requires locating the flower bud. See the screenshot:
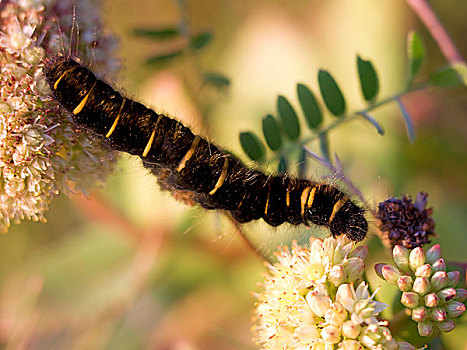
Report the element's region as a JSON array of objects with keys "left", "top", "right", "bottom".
[
  {"left": 446, "top": 271, "right": 460, "bottom": 288},
  {"left": 342, "top": 320, "right": 361, "bottom": 339},
  {"left": 412, "top": 277, "right": 431, "bottom": 295},
  {"left": 349, "top": 245, "right": 369, "bottom": 260},
  {"left": 415, "top": 264, "right": 432, "bottom": 278},
  {"left": 430, "top": 308, "right": 447, "bottom": 321},
  {"left": 426, "top": 244, "right": 441, "bottom": 264},
  {"left": 409, "top": 247, "right": 425, "bottom": 271},
  {"left": 374, "top": 263, "right": 385, "bottom": 279},
  {"left": 393, "top": 245, "right": 410, "bottom": 272},
  {"left": 417, "top": 320, "right": 434, "bottom": 336},
  {"left": 446, "top": 301, "right": 466, "bottom": 318},
  {"left": 397, "top": 275, "right": 413, "bottom": 292},
  {"left": 431, "top": 258, "right": 446, "bottom": 273},
  {"left": 411, "top": 306, "right": 428, "bottom": 322},
  {"left": 424, "top": 292, "right": 439, "bottom": 308},
  {"left": 338, "top": 340, "right": 364, "bottom": 350},
  {"left": 306, "top": 292, "right": 331, "bottom": 318},
  {"left": 321, "top": 325, "right": 340, "bottom": 344},
  {"left": 345, "top": 258, "right": 365, "bottom": 282},
  {"left": 295, "top": 325, "right": 320, "bottom": 342},
  {"left": 401, "top": 292, "right": 420, "bottom": 308},
  {"left": 436, "top": 318, "right": 455, "bottom": 333},
  {"left": 455, "top": 288, "right": 467, "bottom": 302},
  {"left": 382, "top": 265, "right": 401, "bottom": 284},
  {"left": 438, "top": 287, "right": 456, "bottom": 302},
  {"left": 328, "top": 265, "right": 346, "bottom": 286},
  {"left": 431, "top": 271, "right": 448, "bottom": 291},
  {"left": 325, "top": 303, "right": 348, "bottom": 326}
]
